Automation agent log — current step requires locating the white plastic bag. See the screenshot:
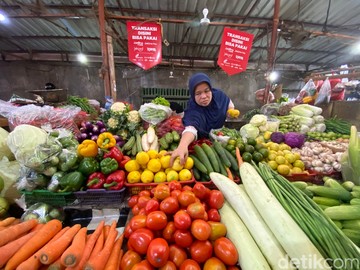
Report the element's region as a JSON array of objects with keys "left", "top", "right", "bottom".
[
  {"left": 139, "top": 103, "right": 173, "bottom": 125},
  {"left": 315, "top": 78, "right": 331, "bottom": 105}
]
